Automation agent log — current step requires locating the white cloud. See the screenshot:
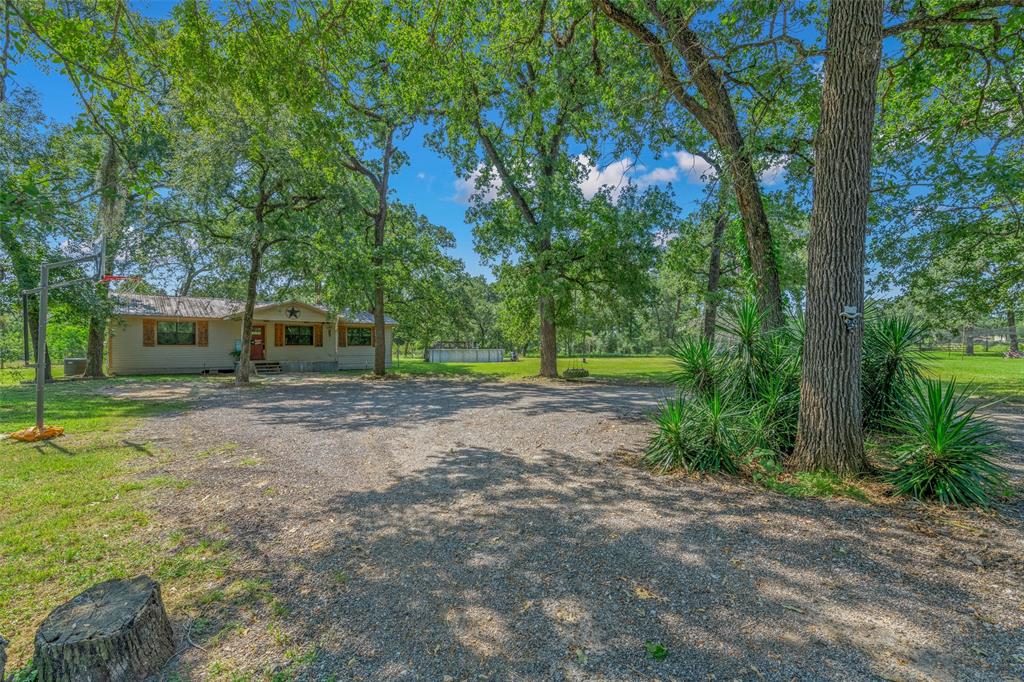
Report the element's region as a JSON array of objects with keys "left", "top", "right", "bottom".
[
  {"left": 653, "top": 229, "right": 677, "bottom": 247},
  {"left": 416, "top": 171, "right": 427, "bottom": 180},
  {"left": 759, "top": 161, "right": 787, "bottom": 186},
  {"left": 577, "top": 155, "right": 637, "bottom": 200},
  {"left": 453, "top": 165, "right": 502, "bottom": 204},
  {"left": 454, "top": 151, "right": 724, "bottom": 205},
  {"left": 672, "top": 151, "right": 717, "bottom": 183},
  {"left": 637, "top": 166, "right": 679, "bottom": 185}
]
